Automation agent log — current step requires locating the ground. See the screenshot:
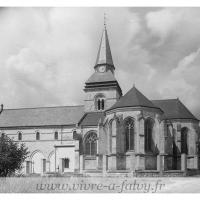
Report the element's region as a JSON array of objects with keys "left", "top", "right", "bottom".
[{"left": 0, "top": 176, "right": 200, "bottom": 193}]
